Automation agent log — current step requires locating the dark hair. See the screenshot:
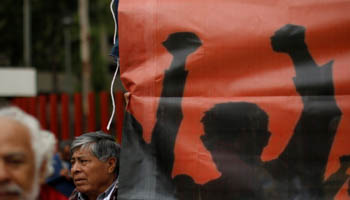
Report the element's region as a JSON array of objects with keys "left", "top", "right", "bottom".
[
  {"left": 59, "top": 140, "right": 72, "bottom": 152},
  {"left": 71, "top": 131, "right": 121, "bottom": 175}
]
